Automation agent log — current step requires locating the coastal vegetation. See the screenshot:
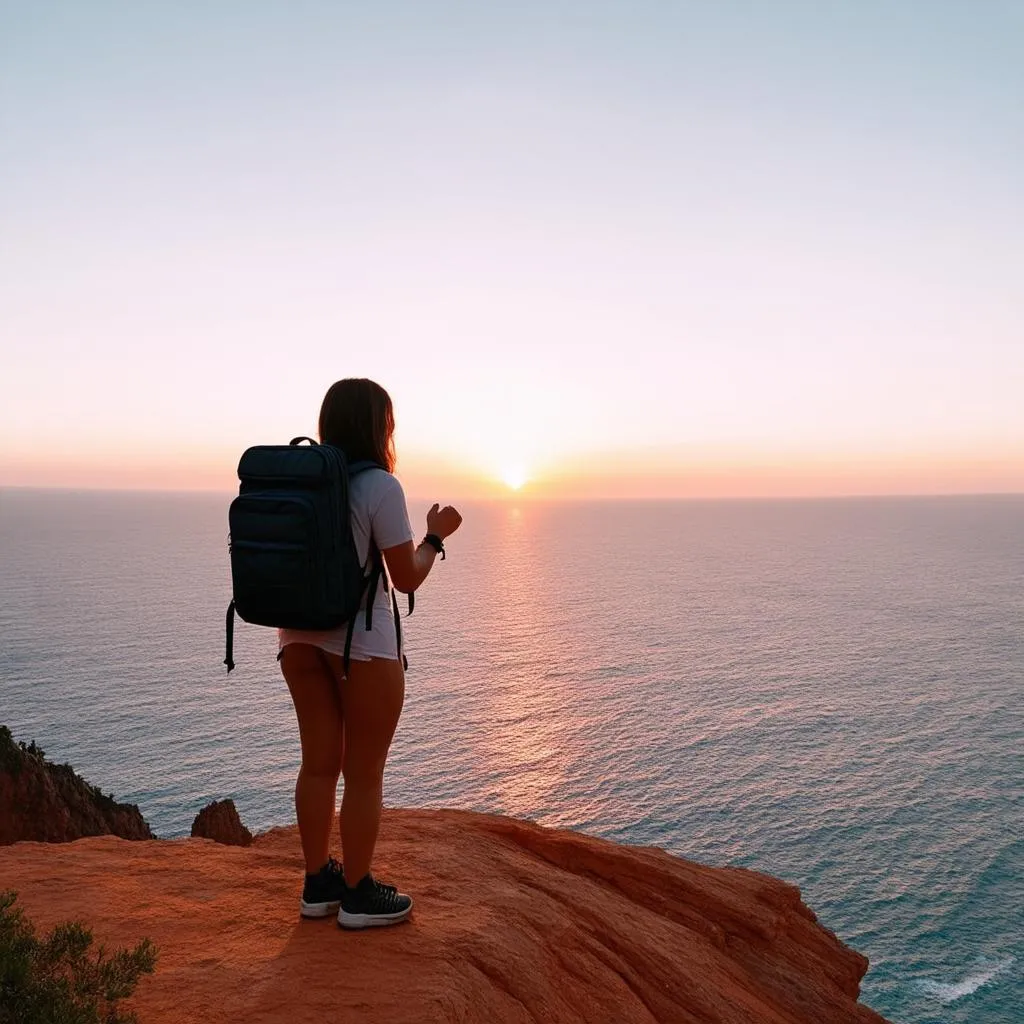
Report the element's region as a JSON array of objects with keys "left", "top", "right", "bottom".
[{"left": 0, "top": 890, "right": 156, "bottom": 1024}]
